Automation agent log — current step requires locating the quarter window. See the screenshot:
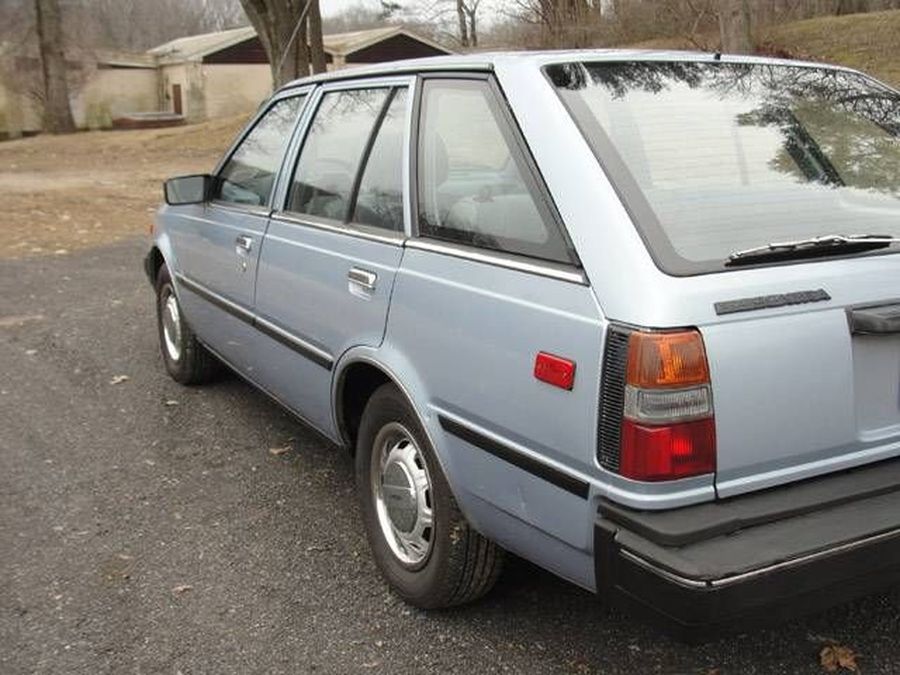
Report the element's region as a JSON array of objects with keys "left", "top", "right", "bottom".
[
  {"left": 416, "top": 80, "right": 572, "bottom": 263},
  {"left": 214, "top": 95, "right": 305, "bottom": 207}
]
